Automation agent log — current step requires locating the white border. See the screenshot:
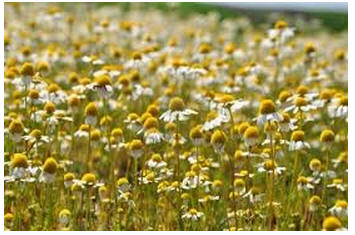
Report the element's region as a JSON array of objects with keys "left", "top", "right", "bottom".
[{"left": 1, "top": 0, "right": 350, "bottom": 233}]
